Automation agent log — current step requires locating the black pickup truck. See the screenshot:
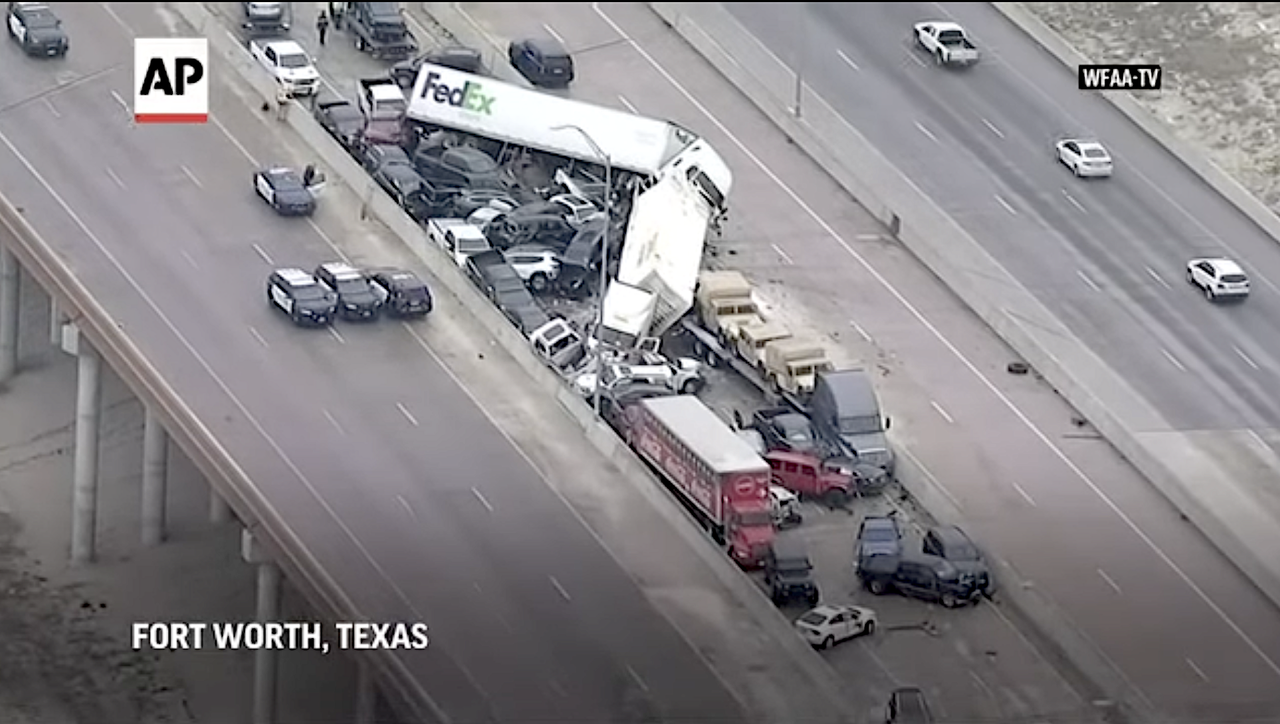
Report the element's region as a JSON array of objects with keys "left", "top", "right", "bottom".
[
  {"left": 347, "top": 1, "right": 417, "bottom": 60},
  {"left": 463, "top": 250, "right": 550, "bottom": 335}
]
